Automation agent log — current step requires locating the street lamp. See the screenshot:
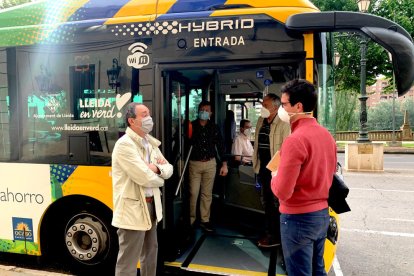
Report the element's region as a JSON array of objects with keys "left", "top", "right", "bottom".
[
  {"left": 334, "top": 51, "right": 341, "bottom": 66},
  {"left": 107, "top": 58, "right": 121, "bottom": 90},
  {"left": 356, "top": 0, "right": 371, "bottom": 143},
  {"left": 357, "top": 0, "right": 370, "bottom": 13},
  {"left": 388, "top": 52, "right": 397, "bottom": 145}
]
